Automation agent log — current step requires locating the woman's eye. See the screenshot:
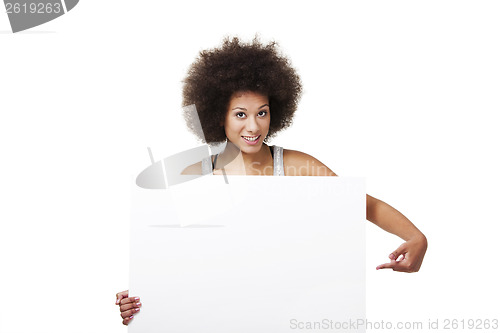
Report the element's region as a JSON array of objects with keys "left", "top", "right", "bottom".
[
  {"left": 258, "top": 110, "right": 268, "bottom": 117},
  {"left": 236, "top": 112, "right": 246, "bottom": 118}
]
